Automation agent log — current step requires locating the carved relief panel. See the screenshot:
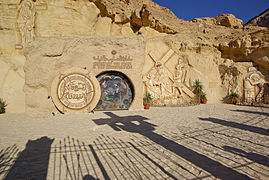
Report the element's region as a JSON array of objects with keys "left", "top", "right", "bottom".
[
  {"left": 143, "top": 49, "right": 195, "bottom": 106},
  {"left": 16, "top": 0, "right": 47, "bottom": 49},
  {"left": 244, "top": 67, "right": 266, "bottom": 103},
  {"left": 17, "top": 0, "right": 36, "bottom": 47}
]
